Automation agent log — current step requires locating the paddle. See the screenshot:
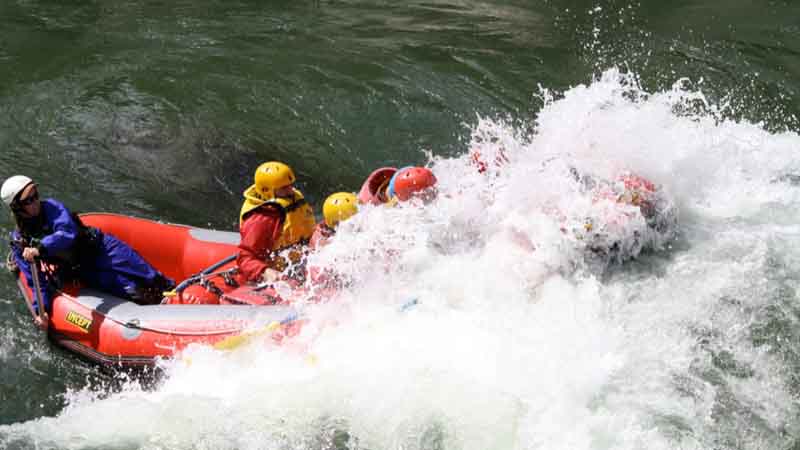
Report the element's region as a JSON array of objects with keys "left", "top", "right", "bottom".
[
  {"left": 29, "top": 258, "right": 47, "bottom": 328},
  {"left": 212, "top": 297, "right": 419, "bottom": 351},
  {"left": 212, "top": 313, "right": 299, "bottom": 351}
]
